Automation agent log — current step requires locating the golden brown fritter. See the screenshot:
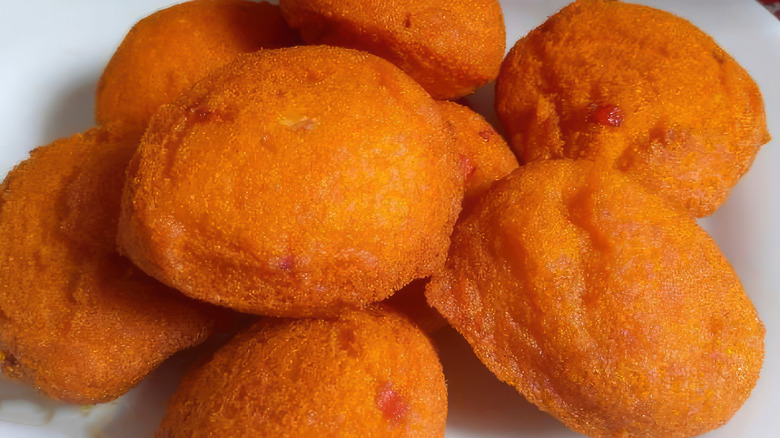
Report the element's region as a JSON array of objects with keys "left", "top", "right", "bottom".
[
  {"left": 0, "top": 128, "right": 220, "bottom": 404},
  {"left": 96, "top": 0, "right": 299, "bottom": 133},
  {"left": 438, "top": 101, "right": 518, "bottom": 202},
  {"left": 157, "top": 307, "right": 447, "bottom": 437},
  {"left": 279, "top": 0, "right": 505, "bottom": 100},
  {"left": 118, "top": 45, "right": 463, "bottom": 317},
  {"left": 427, "top": 159, "right": 765, "bottom": 437},
  {"left": 495, "top": 0, "right": 769, "bottom": 217}
]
